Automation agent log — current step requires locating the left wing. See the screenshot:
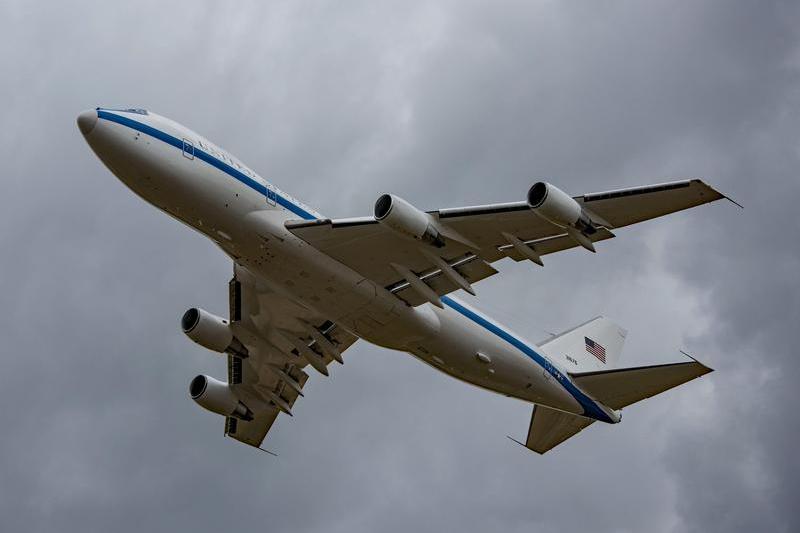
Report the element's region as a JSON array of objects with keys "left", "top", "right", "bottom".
[
  {"left": 287, "top": 179, "right": 729, "bottom": 307},
  {"left": 224, "top": 264, "right": 359, "bottom": 448}
]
